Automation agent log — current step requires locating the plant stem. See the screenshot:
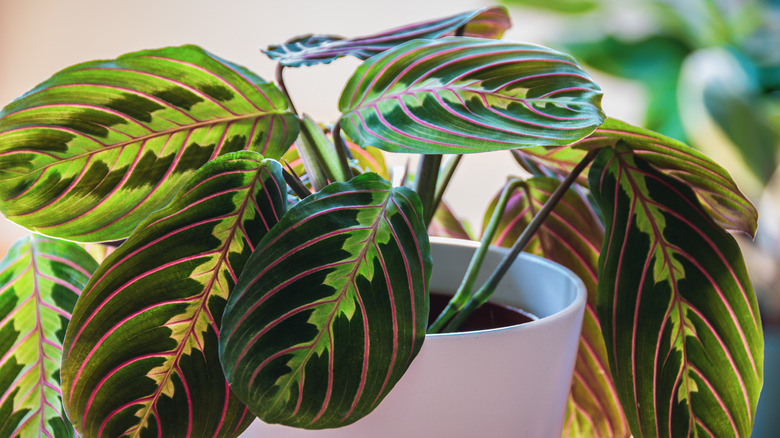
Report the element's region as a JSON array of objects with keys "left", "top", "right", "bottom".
[
  {"left": 440, "top": 149, "right": 598, "bottom": 333},
  {"left": 331, "top": 121, "right": 356, "bottom": 180},
  {"left": 276, "top": 64, "right": 298, "bottom": 116},
  {"left": 415, "top": 155, "right": 442, "bottom": 227},
  {"left": 431, "top": 154, "right": 462, "bottom": 218},
  {"left": 427, "top": 177, "right": 525, "bottom": 333}
]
